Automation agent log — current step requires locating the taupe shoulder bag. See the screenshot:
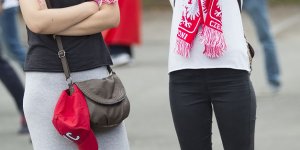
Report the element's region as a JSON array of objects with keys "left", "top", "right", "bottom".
[
  {"left": 45, "top": 0, "right": 130, "bottom": 131},
  {"left": 55, "top": 35, "right": 130, "bottom": 131}
]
